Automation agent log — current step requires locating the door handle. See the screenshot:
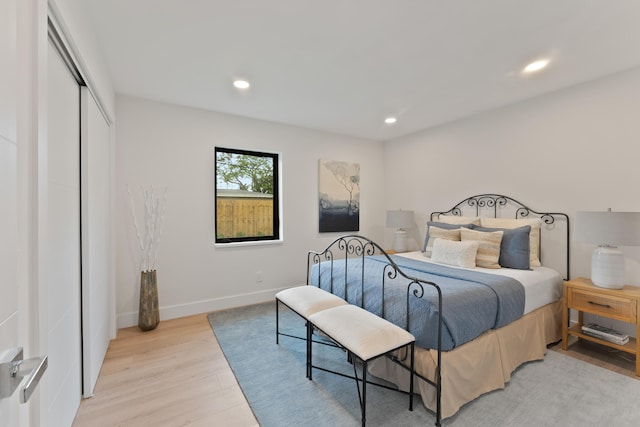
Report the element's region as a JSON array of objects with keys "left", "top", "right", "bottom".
[{"left": 0, "top": 347, "right": 48, "bottom": 403}]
